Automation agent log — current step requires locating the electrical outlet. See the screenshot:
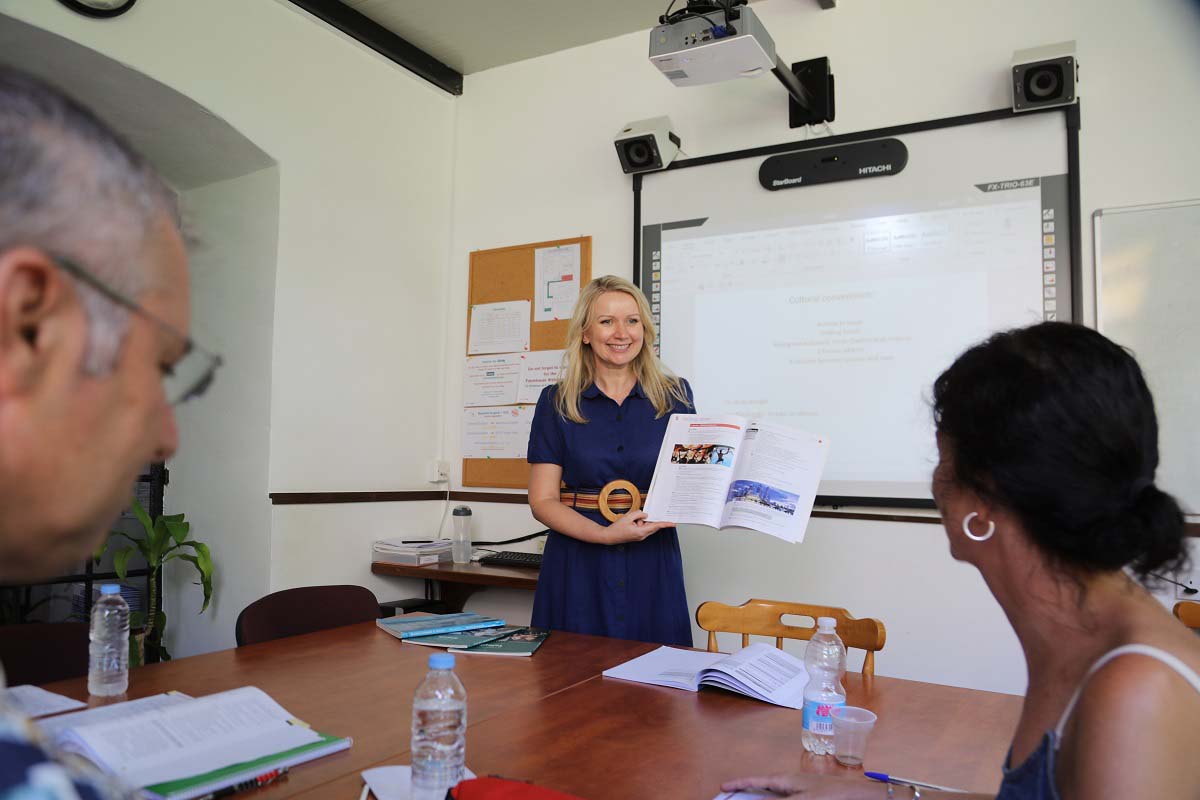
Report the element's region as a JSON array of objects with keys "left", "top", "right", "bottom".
[{"left": 425, "top": 460, "right": 449, "bottom": 484}]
